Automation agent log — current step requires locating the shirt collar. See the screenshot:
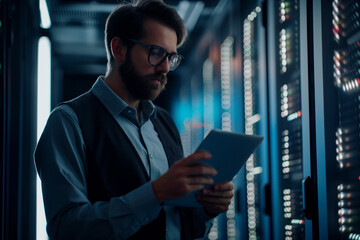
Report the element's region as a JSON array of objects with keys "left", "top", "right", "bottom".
[
  {"left": 141, "top": 100, "right": 157, "bottom": 120},
  {"left": 91, "top": 76, "right": 157, "bottom": 120}
]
